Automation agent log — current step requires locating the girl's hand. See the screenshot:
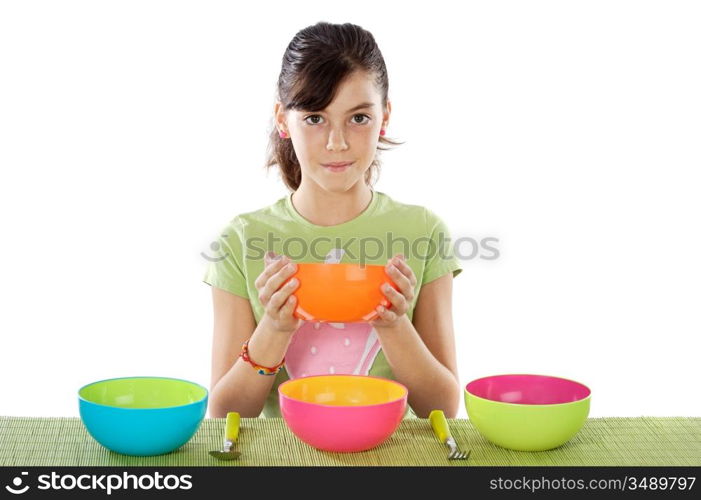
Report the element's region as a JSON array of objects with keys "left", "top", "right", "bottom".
[
  {"left": 255, "top": 251, "right": 302, "bottom": 334},
  {"left": 370, "top": 254, "right": 417, "bottom": 329}
]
